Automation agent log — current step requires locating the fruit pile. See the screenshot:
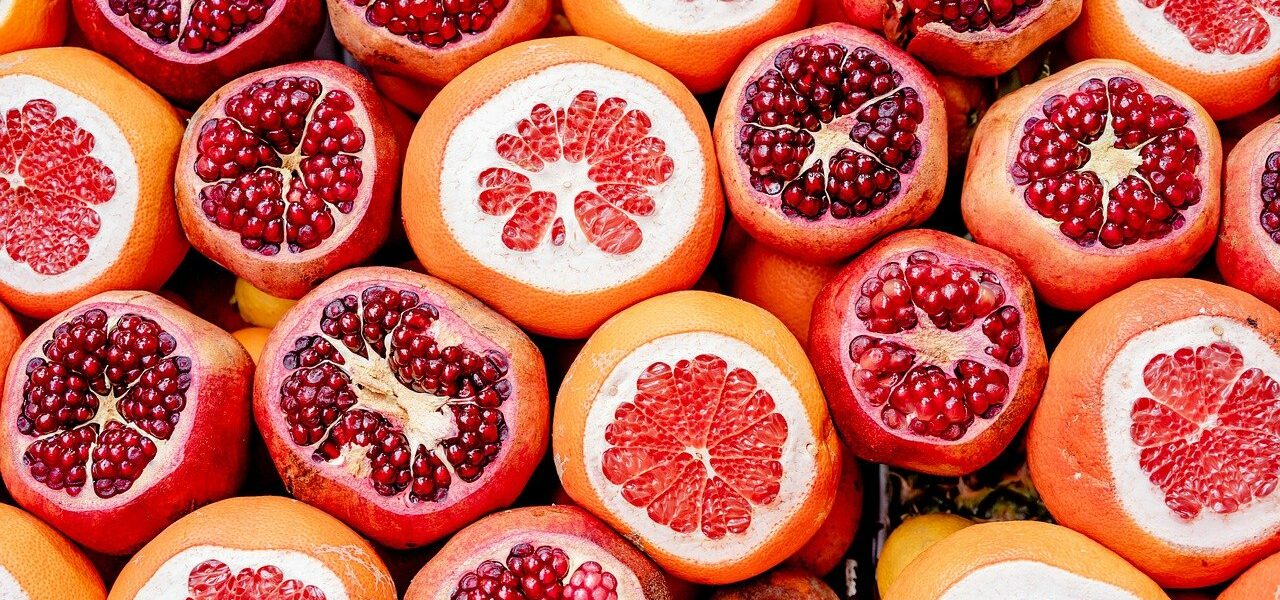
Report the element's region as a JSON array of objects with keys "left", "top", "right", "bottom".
[{"left": 2, "top": 0, "right": 1280, "bottom": 598}]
